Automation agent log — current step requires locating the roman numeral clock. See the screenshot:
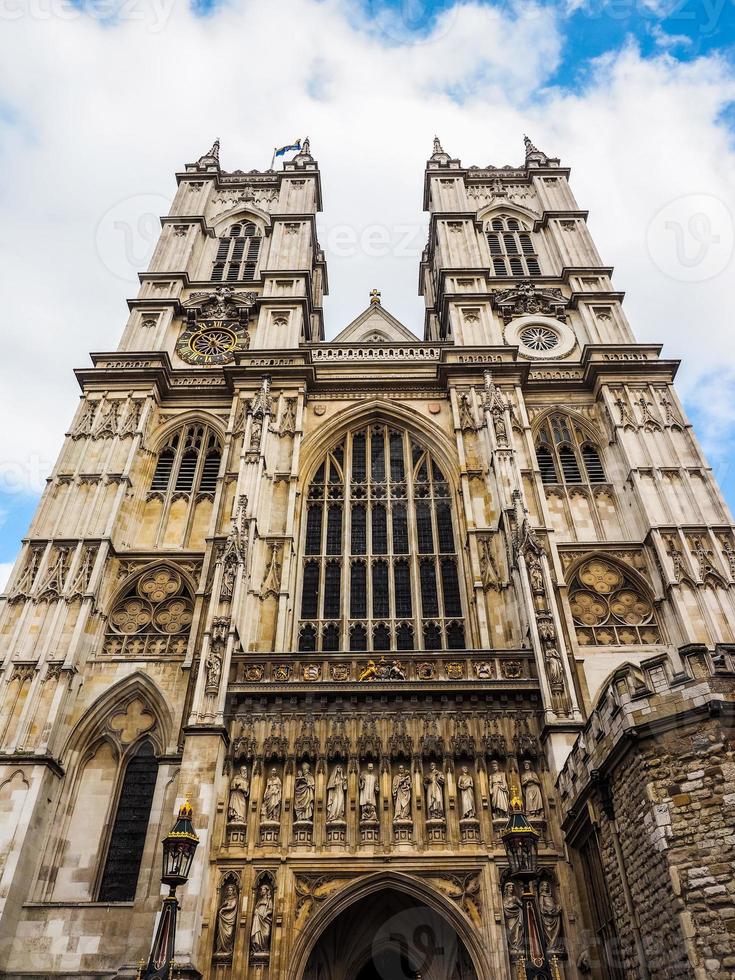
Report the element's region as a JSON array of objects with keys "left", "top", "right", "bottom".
[{"left": 177, "top": 286, "right": 256, "bottom": 366}]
